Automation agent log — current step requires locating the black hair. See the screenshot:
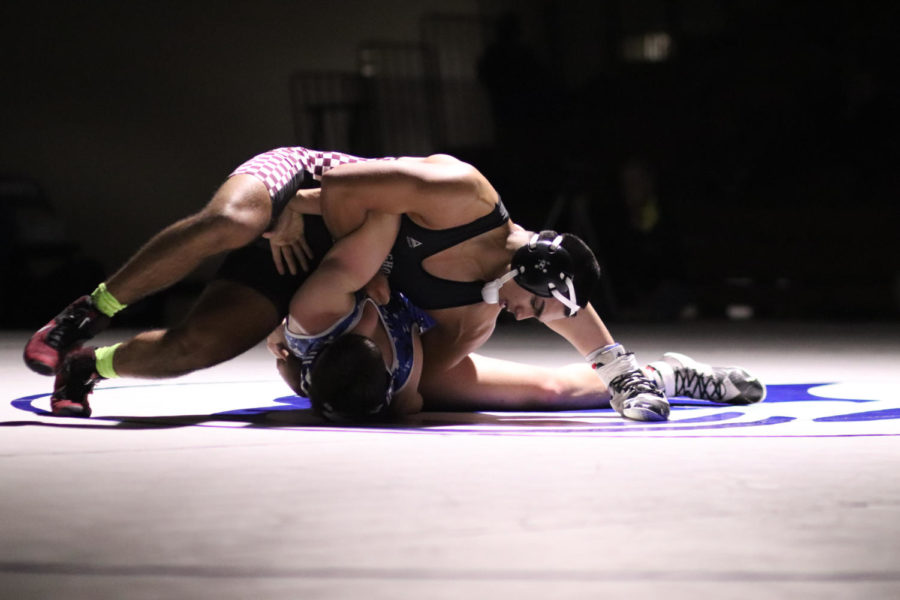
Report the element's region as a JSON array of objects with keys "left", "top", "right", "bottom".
[
  {"left": 307, "top": 333, "right": 391, "bottom": 421},
  {"left": 559, "top": 233, "right": 601, "bottom": 308}
]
